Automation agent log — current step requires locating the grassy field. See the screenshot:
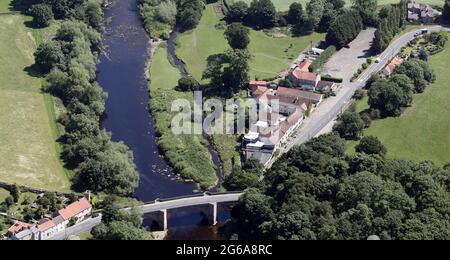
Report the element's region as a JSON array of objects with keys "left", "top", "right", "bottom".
[
  {"left": 149, "top": 44, "right": 217, "bottom": 189},
  {"left": 347, "top": 37, "right": 450, "bottom": 165},
  {"left": 0, "top": 9, "right": 70, "bottom": 191},
  {"left": 0, "top": 0, "right": 12, "bottom": 12},
  {"left": 0, "top": 188, "right": 9, "bottom": 202},
  {"left": 232, "top": 0, "right": 444, "bottom": 11},
  {"left": 176, "top": 4, "right": 324, "bottom": 81}
]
